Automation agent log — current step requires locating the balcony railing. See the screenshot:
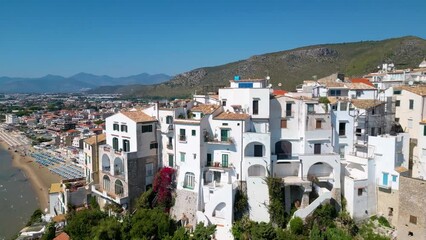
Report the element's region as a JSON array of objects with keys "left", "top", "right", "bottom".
[{"left": 179, "top": 135, "right": 187, "bottom": 142}]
